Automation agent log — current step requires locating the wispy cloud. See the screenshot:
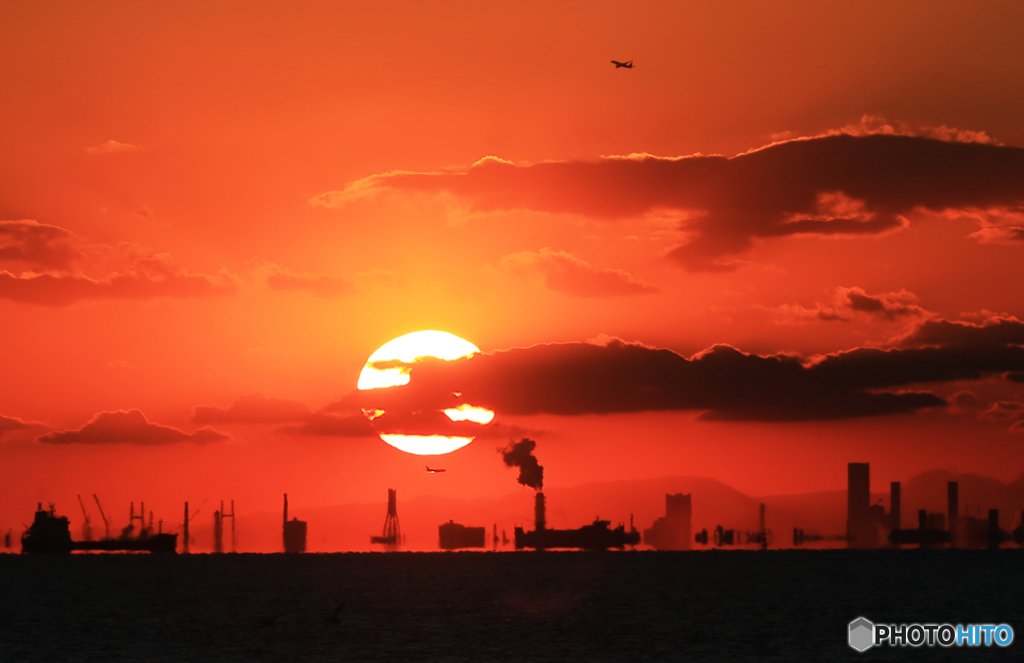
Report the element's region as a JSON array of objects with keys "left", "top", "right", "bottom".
[
  {"left": 85, "top": 139, "right": 143, "bottom": 155},
  {"left": 502, "top": 248, "right": 657, "bottom": 298}
]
